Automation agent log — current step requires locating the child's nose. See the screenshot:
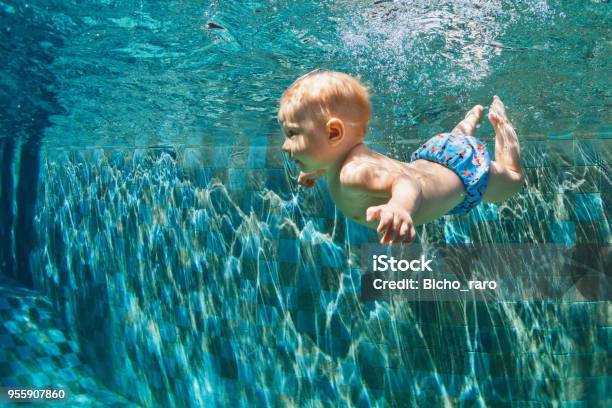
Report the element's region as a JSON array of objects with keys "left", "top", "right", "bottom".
[{"left": 281, "top": 139, "right": 291, "bottom": 154}]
